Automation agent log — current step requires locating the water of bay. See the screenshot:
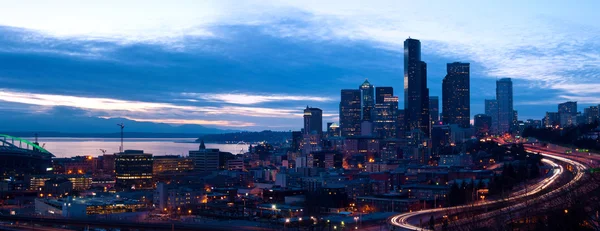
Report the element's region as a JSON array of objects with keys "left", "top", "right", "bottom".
[{"left": 27, "top": 137, "right": 247, "bottom": 158}]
